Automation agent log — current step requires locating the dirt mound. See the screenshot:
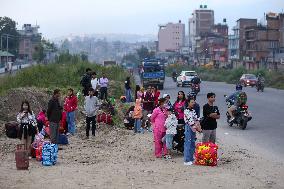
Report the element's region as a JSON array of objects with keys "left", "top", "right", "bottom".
[{"left": 0, "top": 87, "right": 51, "bottom": 135}]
